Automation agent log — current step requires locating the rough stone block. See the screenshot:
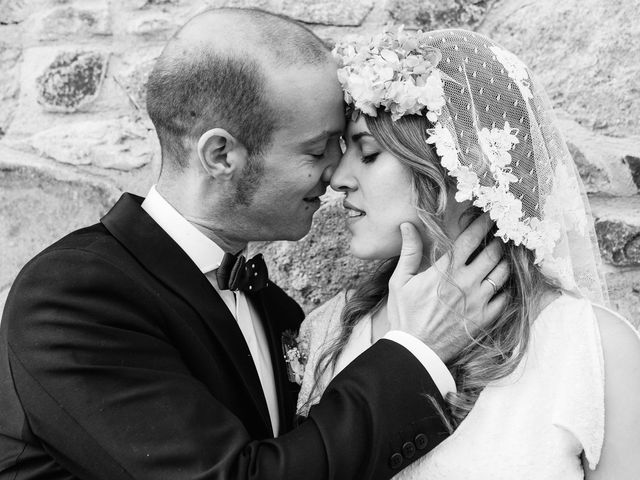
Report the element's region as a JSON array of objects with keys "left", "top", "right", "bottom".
[
  {"left": 32, "top": 5, "right": 112, "bottom": 40},
  {"left": 127, "top": 13, "right": 177, "bottom": 37},
  {"left": 117, "top": 53, "right": 160, "bottom": 111},
  {"left": 0, "top": 287, "right": 9, "bottom": 318},
  {"left": 590, "top": 196, "right": 640, "bottom": 267},
  {"left": 205, "top": 0, "right": 373, "bottom": 26},
  {"left": 27, "top": 118, "right": 153, "bottom": 171},
  {"left": 0, "top": 42, "right": 21, "bottom": 138},
  {"left": 388, "top": 0, "right": 489, "bottom": 29},
  {"left": 605, "top": 267, "right": 640, "bottom": 329},
  {"left": 251, "top": 200, "right": 378, "bottom": 314},
  {"left": 282, "top": 0, "right": 374, "bottom": 26},
  {"left": 478, "top": 0, "right": 640, "bottom": 139},
  {"left": 0, "top": 0, "right": 29, "bottom": 25},
  {"left": 135, "top": 0, "right": 177, "bottom": 6},
  {"left": 202, "top": 0, "right": 277, "bottom": 16},
  {"left": 557, "top": 115, "right": 639, "bottom": 196},
  {"left": 36, "top": 50, "right": 109, "bottom": 113},
  {"left": 0, "top": 156, "right": 117, "bottom": 316},
  {"left": 624, "top": 155, "right": 640, "bottom": 190}
]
